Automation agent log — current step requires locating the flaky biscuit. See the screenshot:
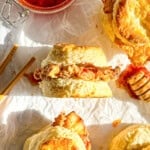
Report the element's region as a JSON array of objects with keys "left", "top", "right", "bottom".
[
  {"left": 110, "top": 124, "right": 150, "bottom": 150},
  {"left": 102, "top": 0, "right": 150, "bottom": 65},
  {"left": 23, "top": 126, "right": 86, "bottom": 150},
  {"left": 23, "top": 111, "right": 90, "bottom": 150},
  {"left": 41, "top": 43, "right": 107, "bottom": 67},
  {"left": 39, "top": 78, "right": 112, "bottom": 98}
]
